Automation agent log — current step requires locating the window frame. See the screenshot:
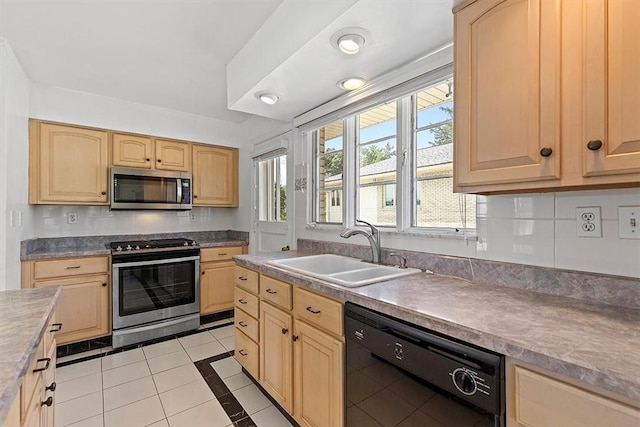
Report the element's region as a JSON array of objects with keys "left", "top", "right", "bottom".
[{"left": 305, "top": 64, "right": 476, "bottom": 237}]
